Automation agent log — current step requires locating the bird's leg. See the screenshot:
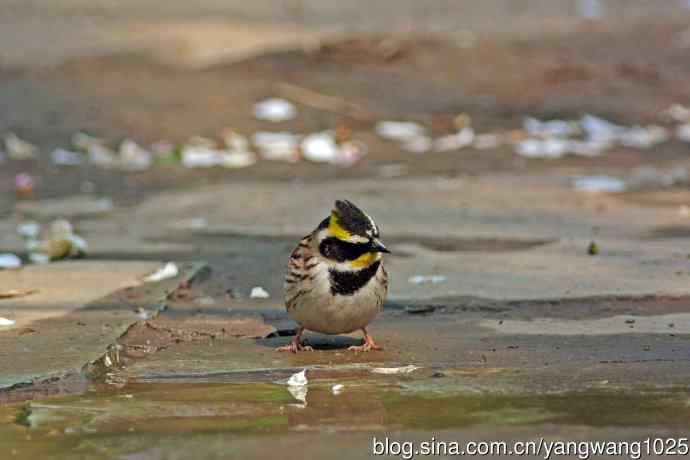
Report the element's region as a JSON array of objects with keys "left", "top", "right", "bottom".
[
  {"left": 276, "top": 327, "right": 313, "bottom": 353},
  {"left": 348, "top": 327, "right": 383, "bottom": 352}
]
